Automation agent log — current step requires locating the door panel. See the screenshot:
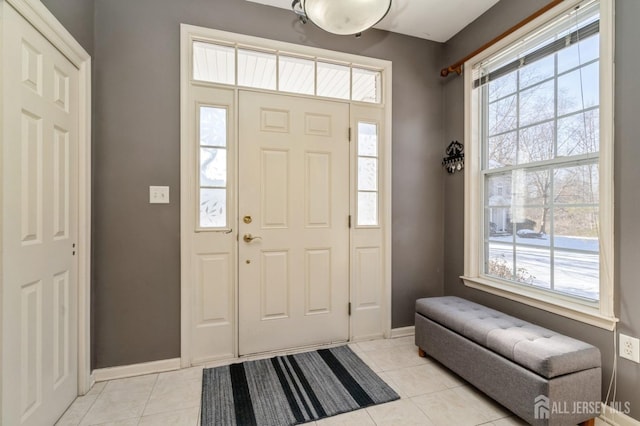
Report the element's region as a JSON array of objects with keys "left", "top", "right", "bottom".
[
  {"left": 261, "top": 149, "right": 289, "bottom": 227},
  {"left": 2, "top": 4, "right": 79, "bottom": 425},
  {"left": 188, "top": 86, "right": 236, "bottom": 364},
  {"left": 350, "top": 105, "right": 386, "bottom": 341},
  {"left": 238, "top": 91, "right": 350, "bottom": 355}
]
